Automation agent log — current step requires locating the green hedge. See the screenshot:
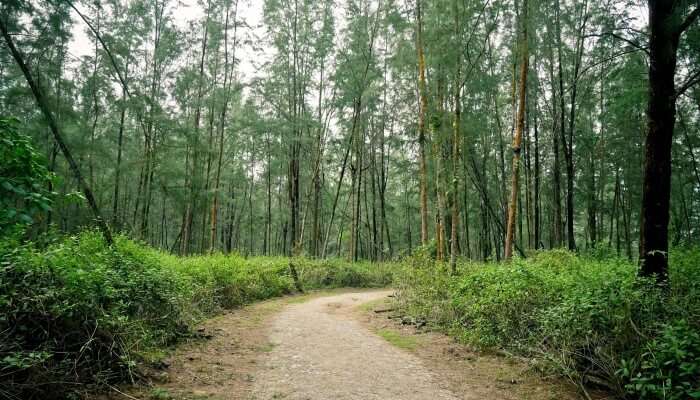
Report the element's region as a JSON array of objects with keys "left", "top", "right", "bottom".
[
  {"left": 0, "top": 231, "right": 395, "bottom": 399},
  {"left": 394, "top": 249, "right": 700, "bottom": 399}
]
